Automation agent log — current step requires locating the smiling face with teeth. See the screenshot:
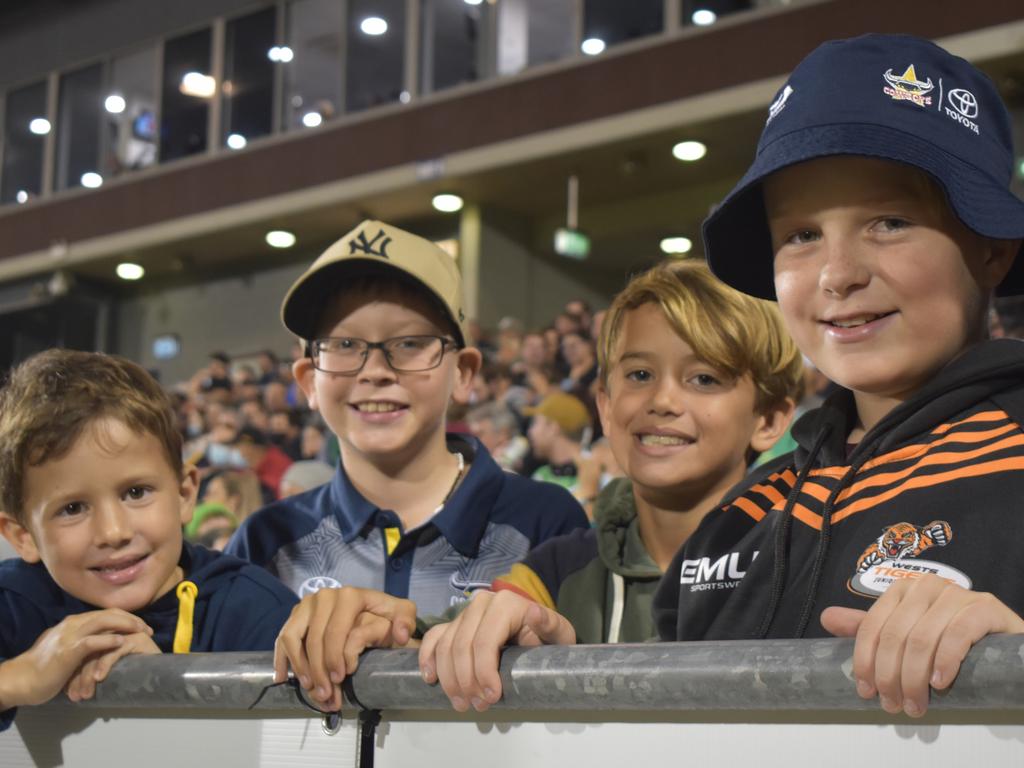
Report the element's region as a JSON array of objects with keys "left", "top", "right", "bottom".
[
  {"left": 597, "top": 303, "right": 785, "bottom": 506},
  {"left": 3, "top": 418, "right": 197, "bottom": 611},
  {"left": 766, "top": 157, "right": 1018, "bottom": 432},
  {"left": 294, "top": 282, "right": 480, "bottom": 471}
]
